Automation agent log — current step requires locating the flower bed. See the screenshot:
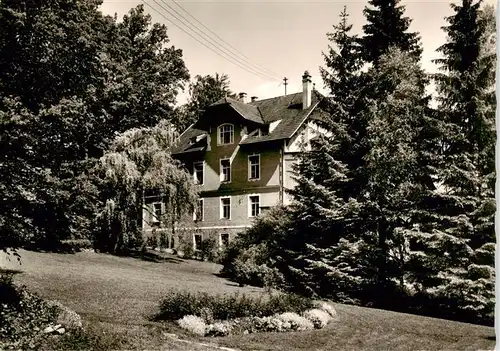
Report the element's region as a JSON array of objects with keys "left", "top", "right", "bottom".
[
  {"left": 156, "top": 290, "right": 315, "bottom": 322},
  {"left": 172, "top": 295, "right": 338, "bottom": 337}
]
